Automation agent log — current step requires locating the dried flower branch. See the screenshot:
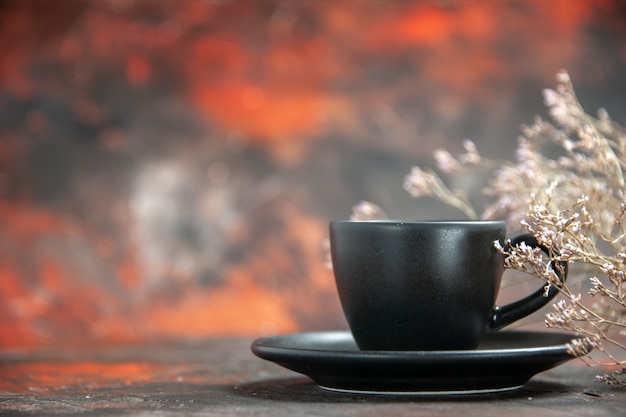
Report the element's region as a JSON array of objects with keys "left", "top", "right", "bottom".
[
  {"left": 403, "top": 165, "right": 479, "bottom": 220},
  {"left": 353, "top": 70, "right": 626, "bottom": 386}
]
